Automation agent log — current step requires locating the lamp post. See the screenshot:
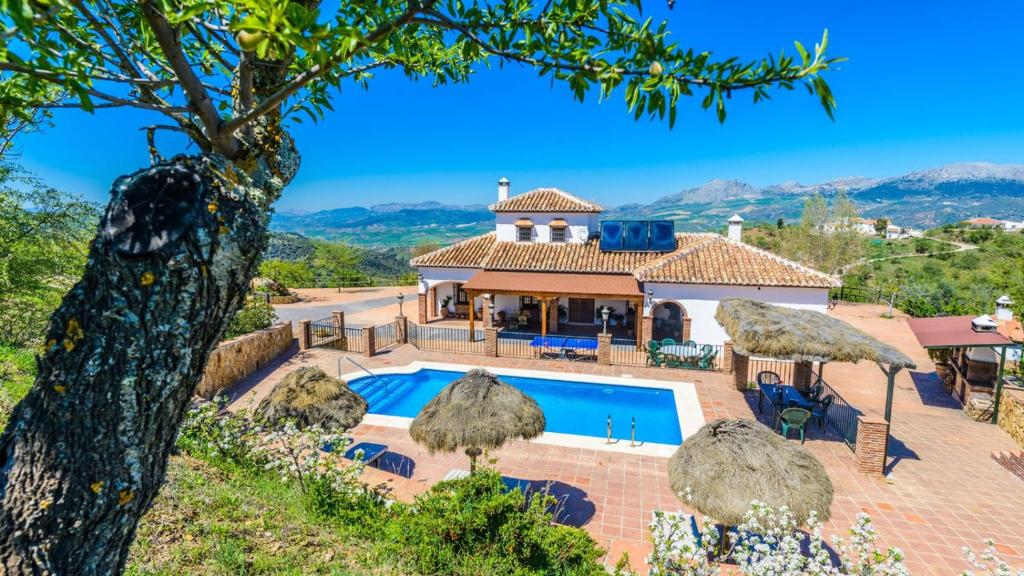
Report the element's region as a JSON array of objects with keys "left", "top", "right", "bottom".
[
  {"left": 601, "top": 306, "right": 610, "bottom": 335},
  {"left": 397, "top": 293, "right": 404, "bottom": 317},
  {"left": 488, "top": 301, "right": 495, "bottom": 325},
  {"left": 647, "top": 288, "right": 654, "bottom": 309}
]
